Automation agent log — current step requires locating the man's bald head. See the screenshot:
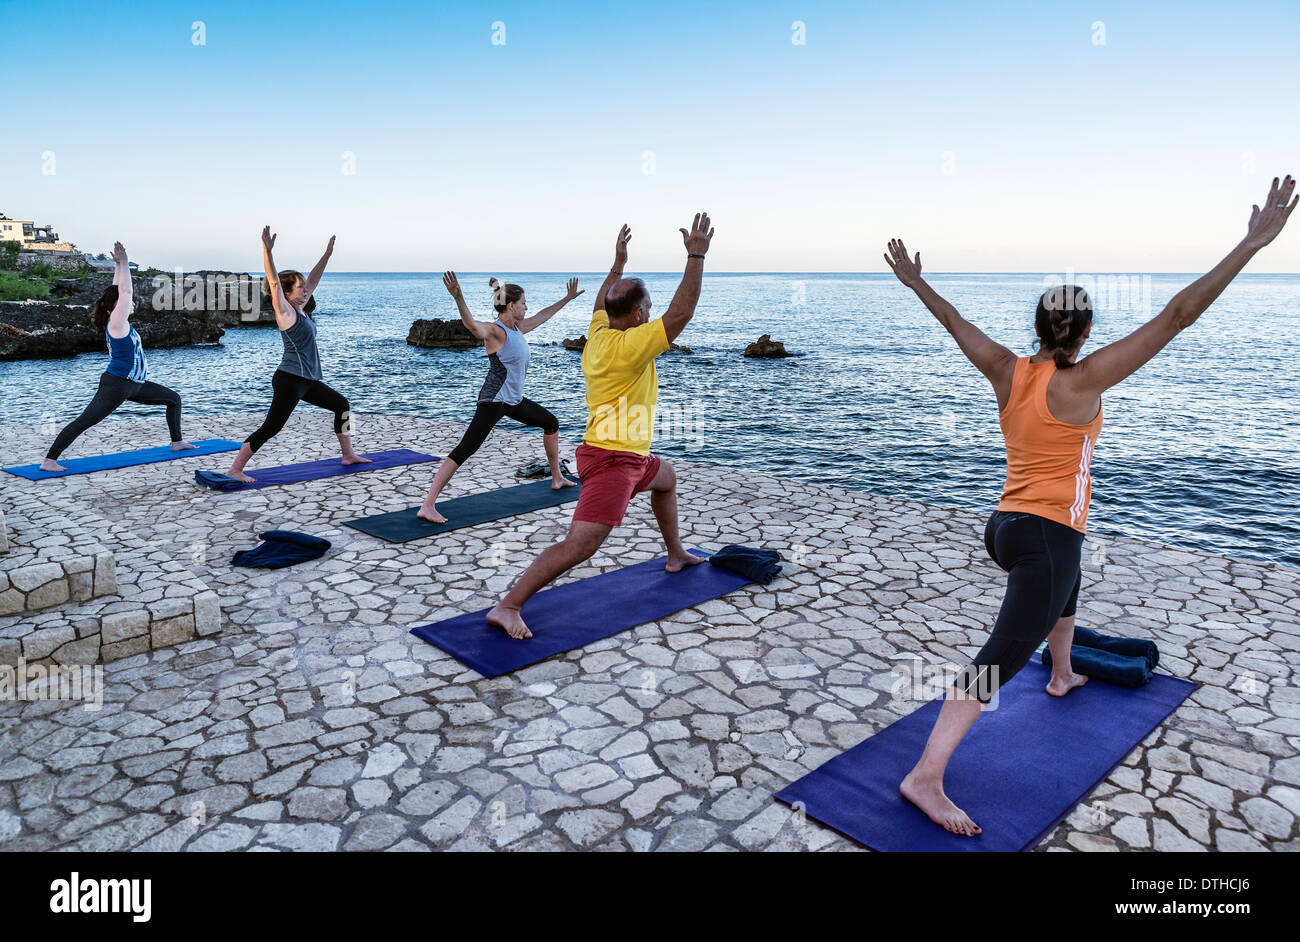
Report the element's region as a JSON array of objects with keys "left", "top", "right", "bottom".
[{"left": 605, "top": 277, "right": 649, "bottom": 323}]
